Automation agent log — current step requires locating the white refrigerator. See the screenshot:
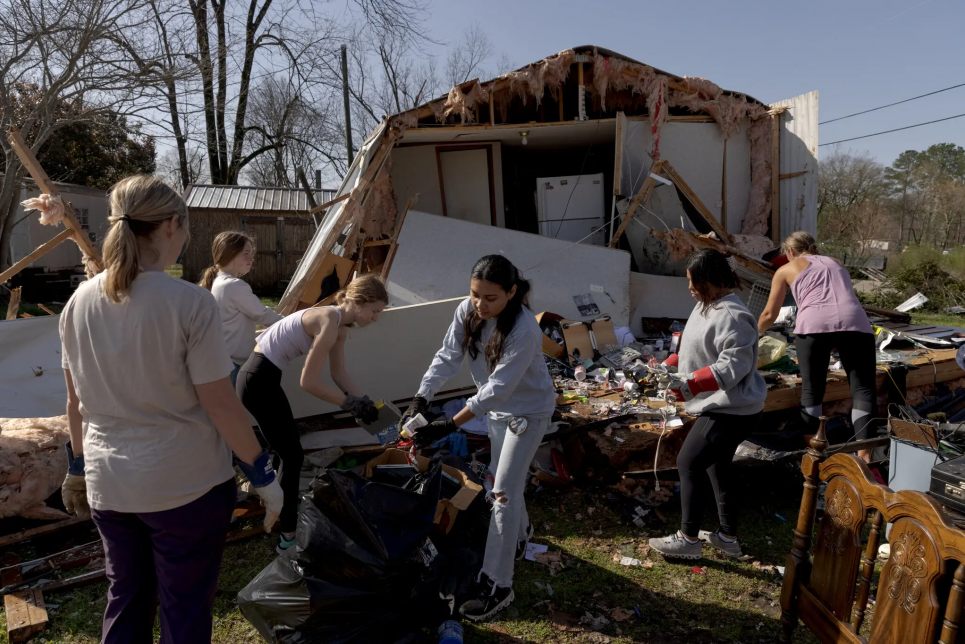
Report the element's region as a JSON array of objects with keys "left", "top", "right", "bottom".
[{"left": 536, "top": 173, "right": 606, "bottom": 246}]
